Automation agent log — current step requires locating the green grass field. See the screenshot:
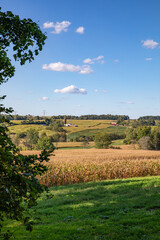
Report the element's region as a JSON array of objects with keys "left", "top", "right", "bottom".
[
  {"left": 4, "top": 176, "right": 160, "bottom": 240},
  {"left": 67, "top": 126, "right": 126, "bottom": 140}
]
